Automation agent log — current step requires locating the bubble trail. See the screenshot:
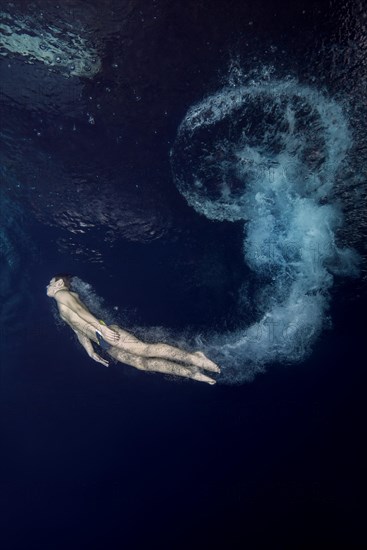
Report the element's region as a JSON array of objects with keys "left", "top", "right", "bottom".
[{"left": 171, "top": 77, "right": 360, "bottom": 384}]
